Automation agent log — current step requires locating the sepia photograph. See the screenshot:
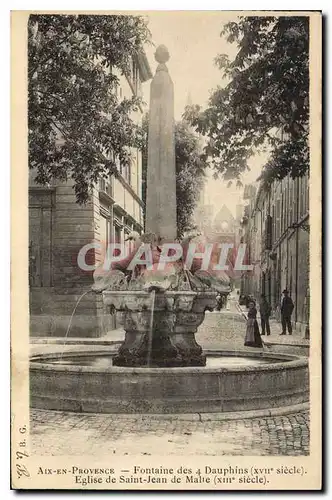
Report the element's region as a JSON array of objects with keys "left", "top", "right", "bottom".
[{"left": 11, "top": 9, "right": 322, "bottom": 490}]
